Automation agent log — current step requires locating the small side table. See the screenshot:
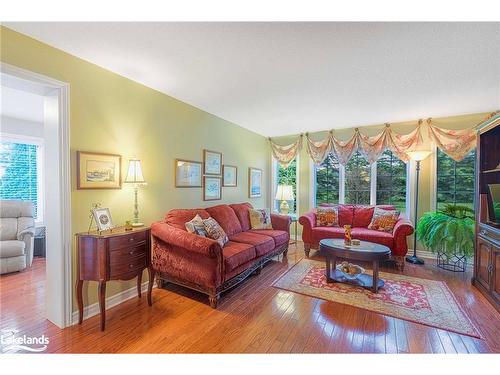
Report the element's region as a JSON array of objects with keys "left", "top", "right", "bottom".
[
  {"left": 288, "top": 214, "right": 298, "bottom": 244},
  {"left": 76, "top": 226, "right": 153, "bottom": 331}
]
